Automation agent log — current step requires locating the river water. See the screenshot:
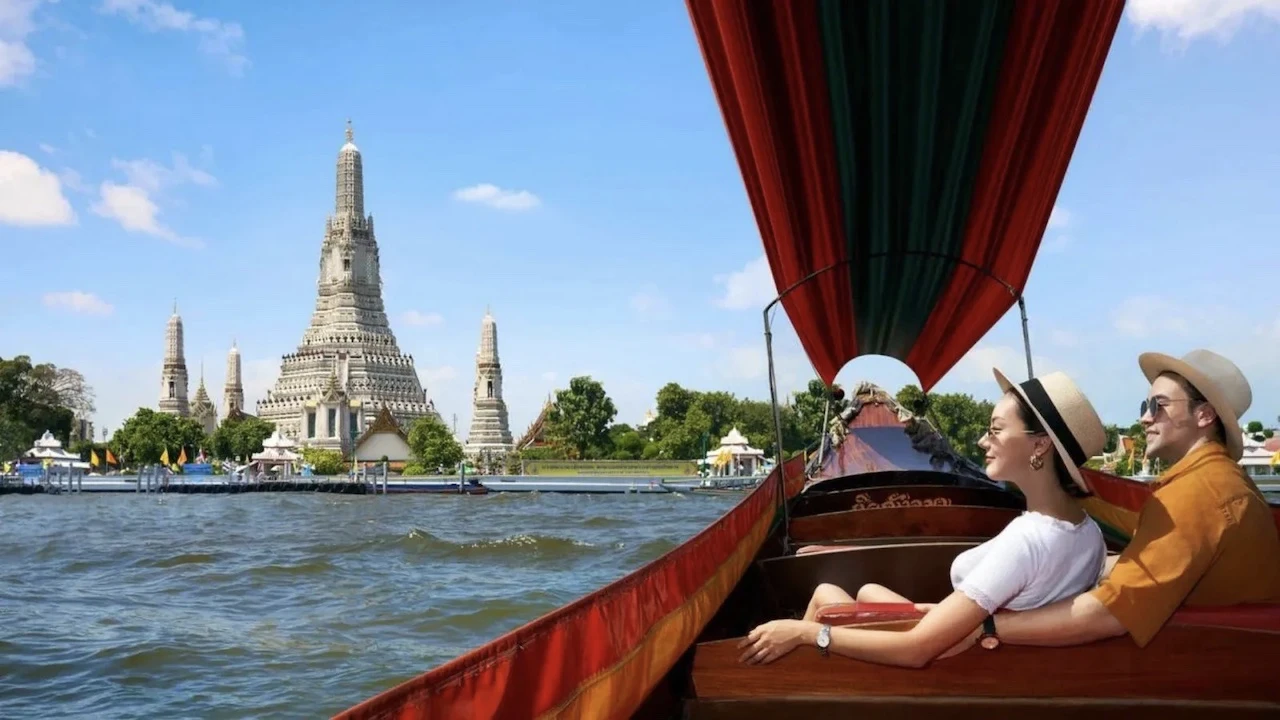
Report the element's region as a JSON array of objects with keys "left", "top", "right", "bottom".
[{"left": 0, "top": 491, "right": 735, "bottom": 719}]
